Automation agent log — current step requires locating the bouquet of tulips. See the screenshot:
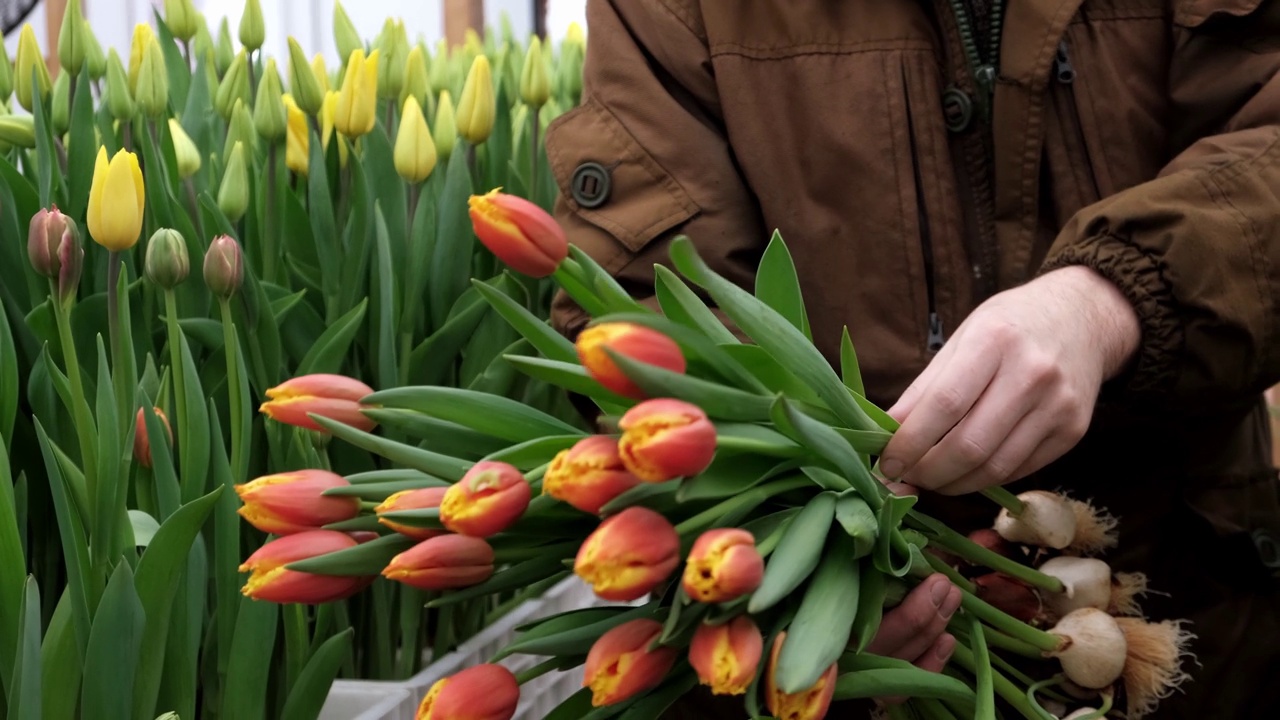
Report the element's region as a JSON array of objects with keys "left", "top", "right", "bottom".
[{"left": 249, "top": 190, "right": 1196, "bottom": 720}]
